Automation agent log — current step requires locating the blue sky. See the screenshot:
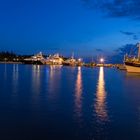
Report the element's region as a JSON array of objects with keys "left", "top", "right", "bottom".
[{"left": 0, "top": 0, "right": 140, "bottom": 57}]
